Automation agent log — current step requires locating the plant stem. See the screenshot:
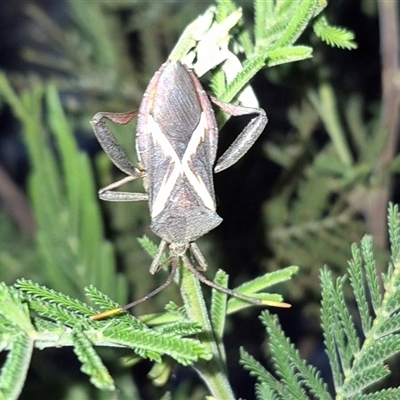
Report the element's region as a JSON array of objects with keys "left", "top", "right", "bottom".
[{"left": 179, "top": 263, "right": 235, "bottom": 400}]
